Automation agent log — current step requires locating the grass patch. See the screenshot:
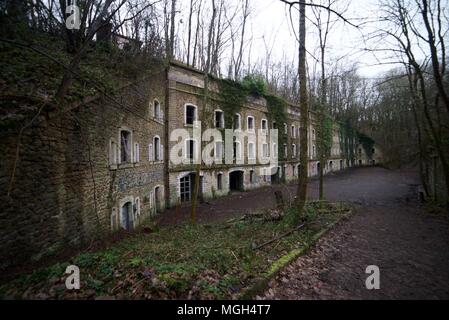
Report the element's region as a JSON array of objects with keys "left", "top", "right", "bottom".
[{"left": 0, "top": 202, "right": 351, "bottom": 299}]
